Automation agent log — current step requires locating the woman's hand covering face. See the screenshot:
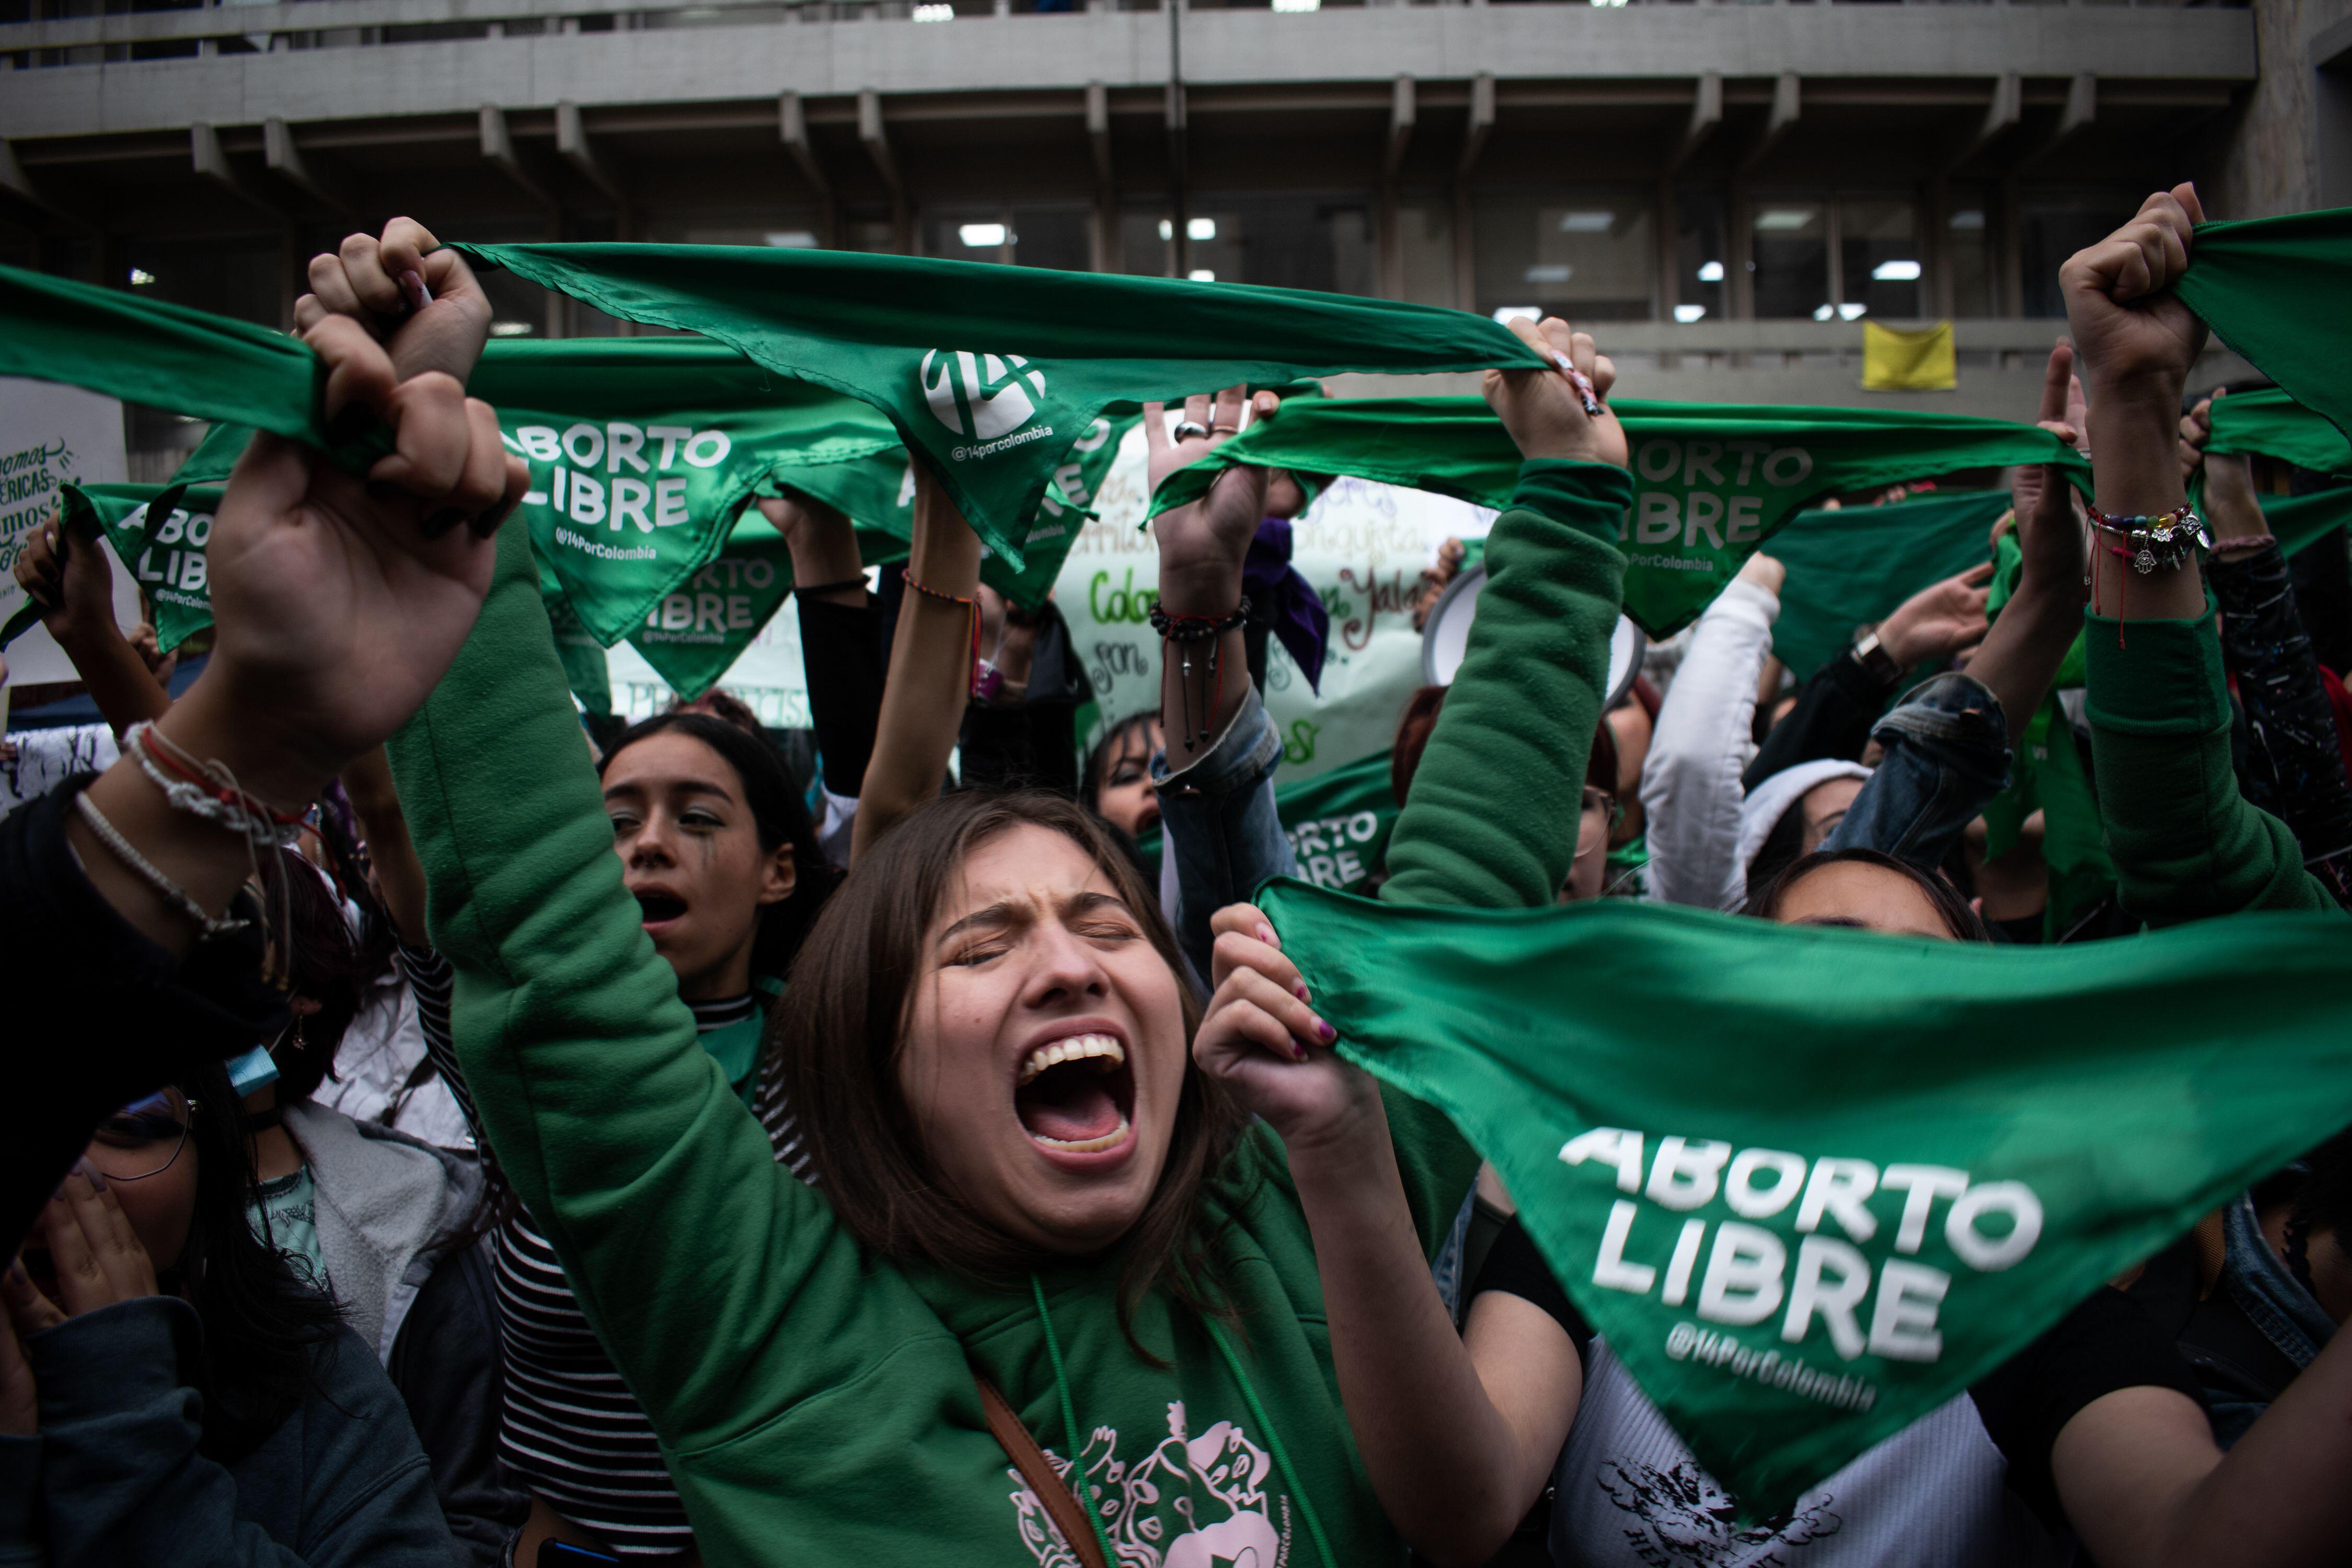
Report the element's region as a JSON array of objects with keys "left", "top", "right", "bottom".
[{"left": 896, "top": 824, "right": 1190, "bottom": 1256}]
